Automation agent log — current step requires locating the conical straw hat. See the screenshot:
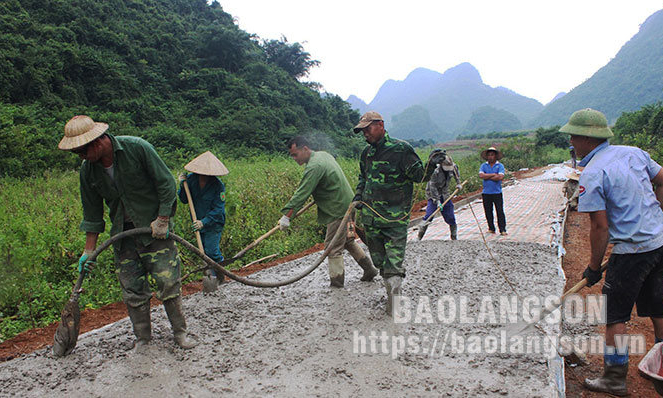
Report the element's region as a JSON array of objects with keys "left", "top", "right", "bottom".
[
  {"left": 58, "top": 115, "right": 108, "bottom": 150},
  {"left": 566, "top": 172, "right": 580, "bottom": 181},
  {"left": 184, "top": 151, "right": 229, "bottom": 176}
]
